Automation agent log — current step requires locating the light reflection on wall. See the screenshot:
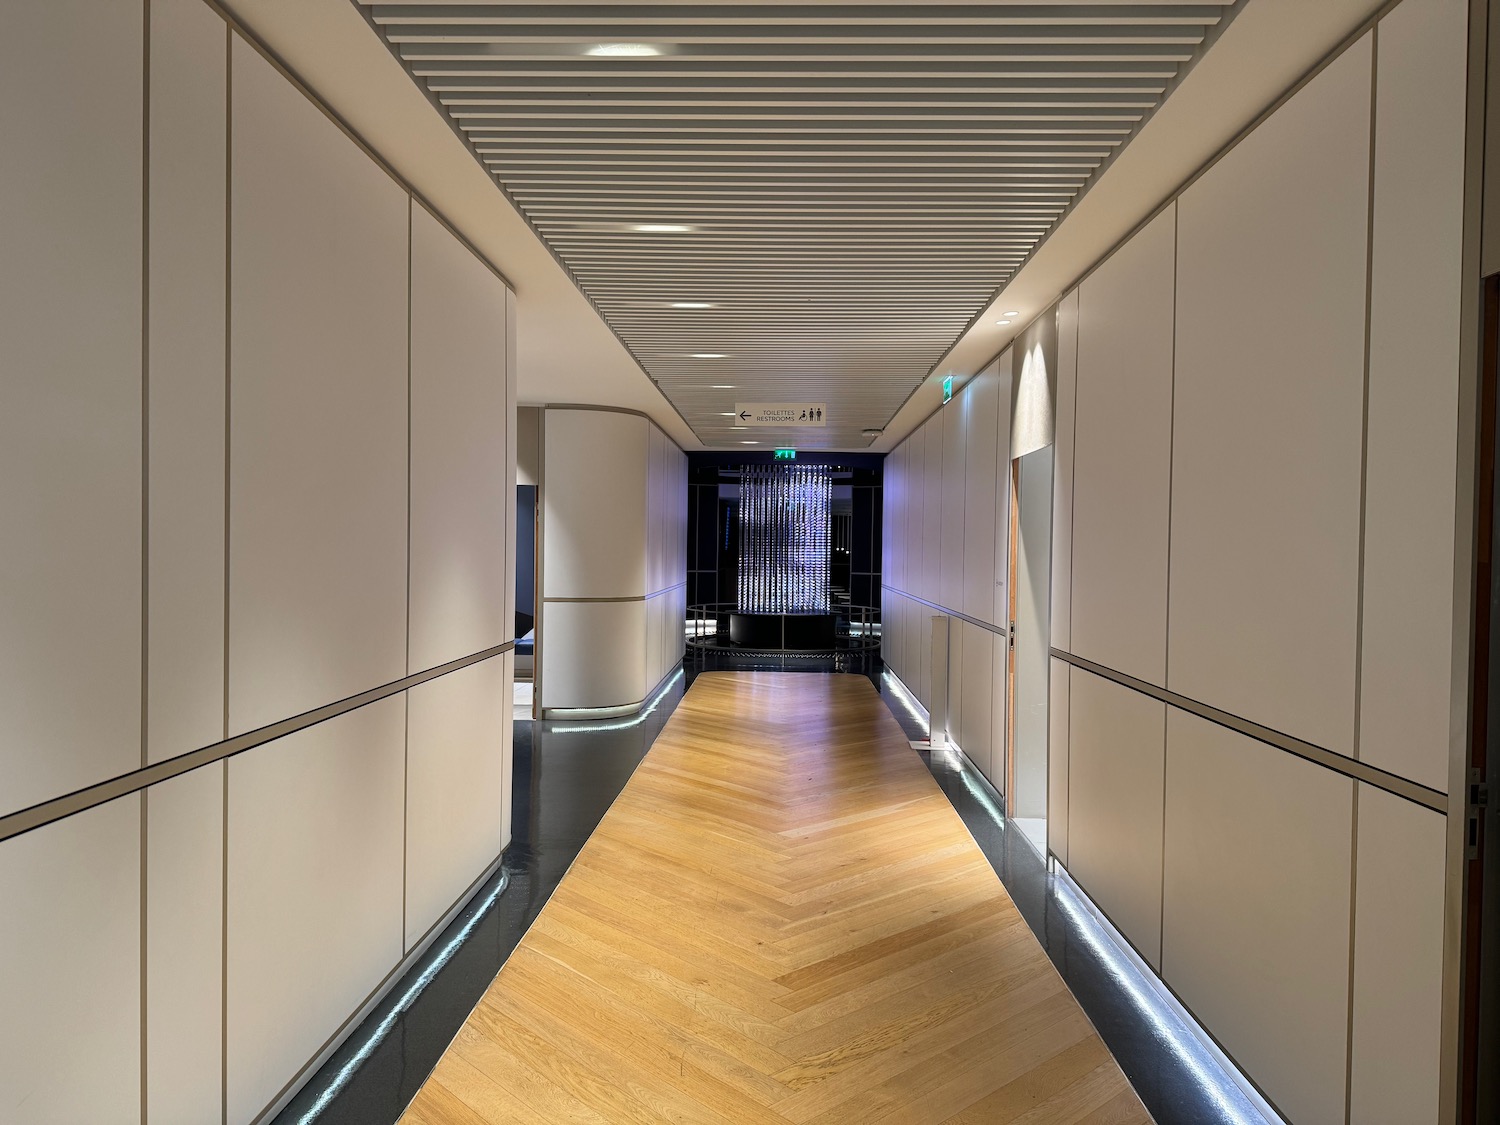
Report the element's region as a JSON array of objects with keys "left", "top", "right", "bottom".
[{"left": 737, "top": 464, "right": 832, "bottom": 614}]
